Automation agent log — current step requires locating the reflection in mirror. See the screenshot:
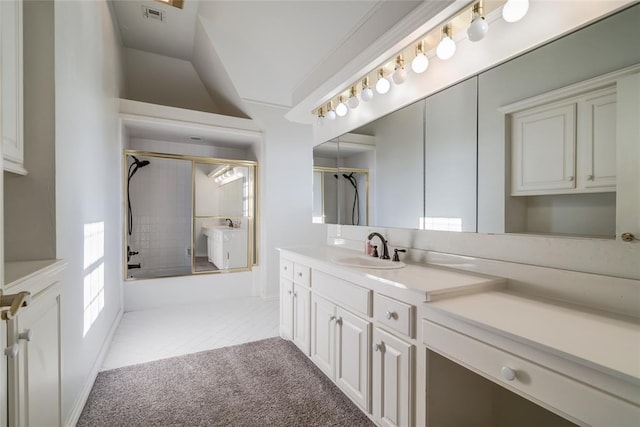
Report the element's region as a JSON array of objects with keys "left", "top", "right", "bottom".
[
  {"left": 313, "top": 138, "right": 370, "bottom": 225},
  {"left": 424, "top": 77, "right": 477, "bottom": 232},
  {"left": 194, "top": 162, "right": 250, "bottom": 272},
  {"left": 352, "top": 100, "right": 424, "bottom": 229},
  {"left": 312, "top": 140, "right": 339, "bottom": 224},
  {"left": 125, "top": 151, "right": 256, "bottom": 280}
]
